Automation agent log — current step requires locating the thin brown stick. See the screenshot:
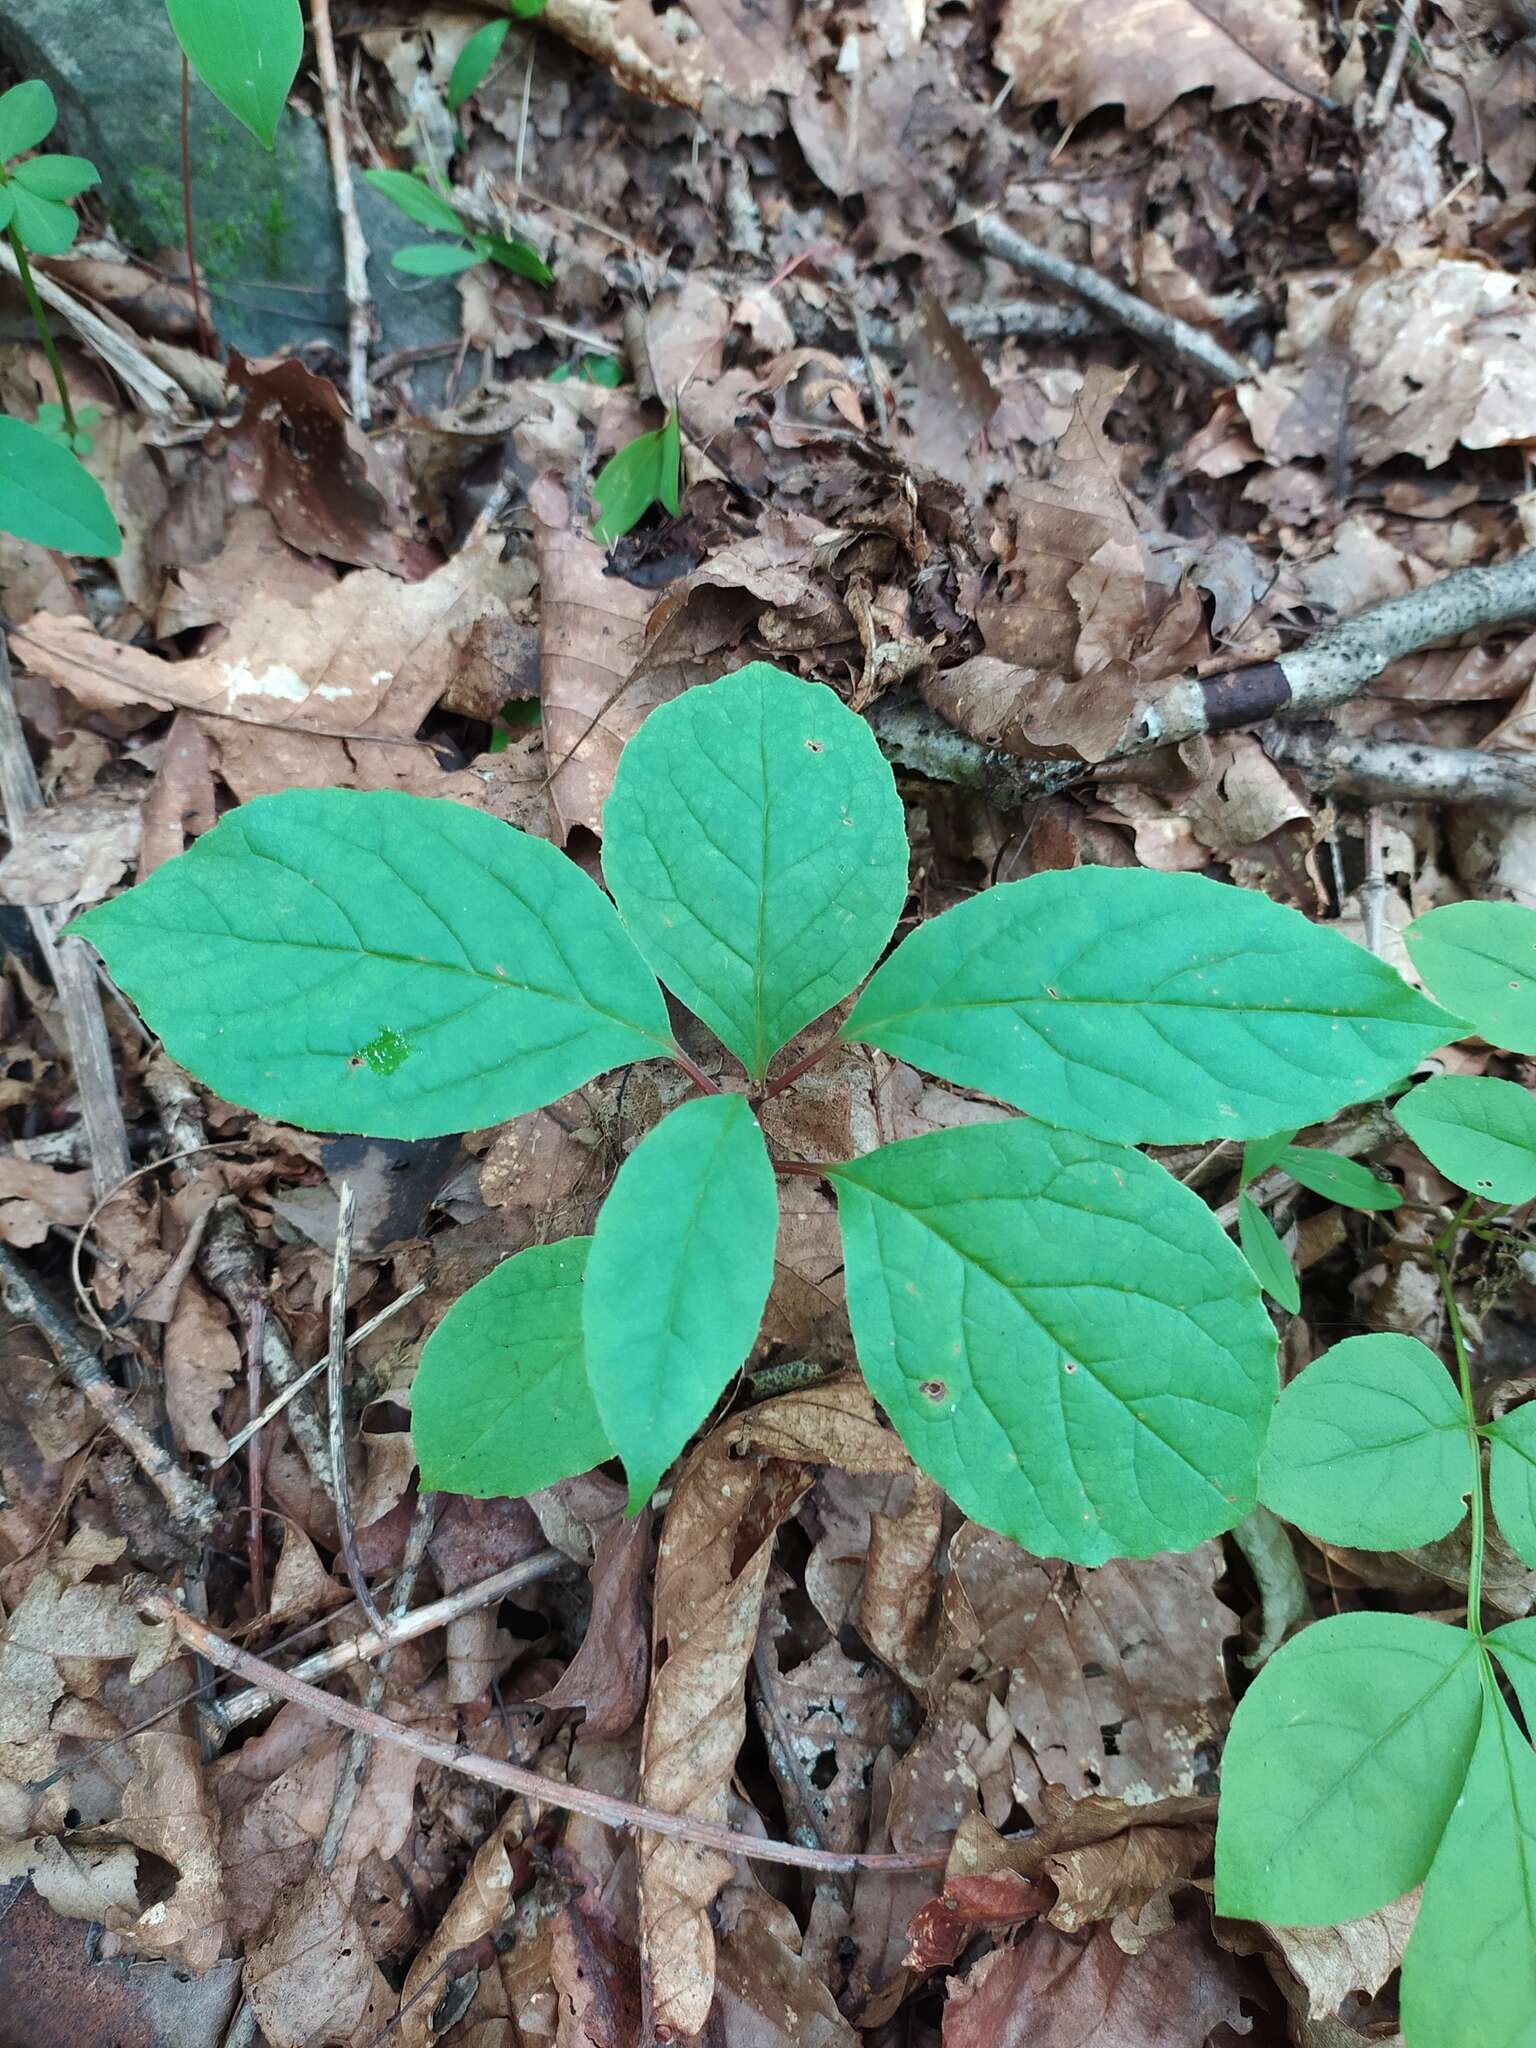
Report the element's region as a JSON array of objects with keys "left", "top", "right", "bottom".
[
  {"left": 966, "top": 211, "right": 1252, "bottom": 386},
  {"left": 760, "top": 1034, "right": 842, "bottom": 1103},
  {"left": 310, "top": 0, "right": 372, "bottom": 420},
  {"left": 670, "top": 1046, "right": 722, "bottom": 1095},
  {"left": 327, "top": 1182, "right": 386, "bottom": 1635},
  {"left": 215, "top": 1282, "right": 425, "bottom": 1465},
  {"left": 208, "top": 1546, "right": 569, "bottom": 1735},
  {"left": 245, "top": 1299, "right": 267, "bottom": 1618},
  {"left": 69, "top": 1139, "right": 252, "bottom": 1336},
  {"left": 179, "top": 56, "right": 214, "bottom": 353},
  {"left": 0, "top": 1245, "right": 215, "bottom": 1532},
  {"left": 149, "top": 1595, "right": 949, "bottom": 1874}
]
